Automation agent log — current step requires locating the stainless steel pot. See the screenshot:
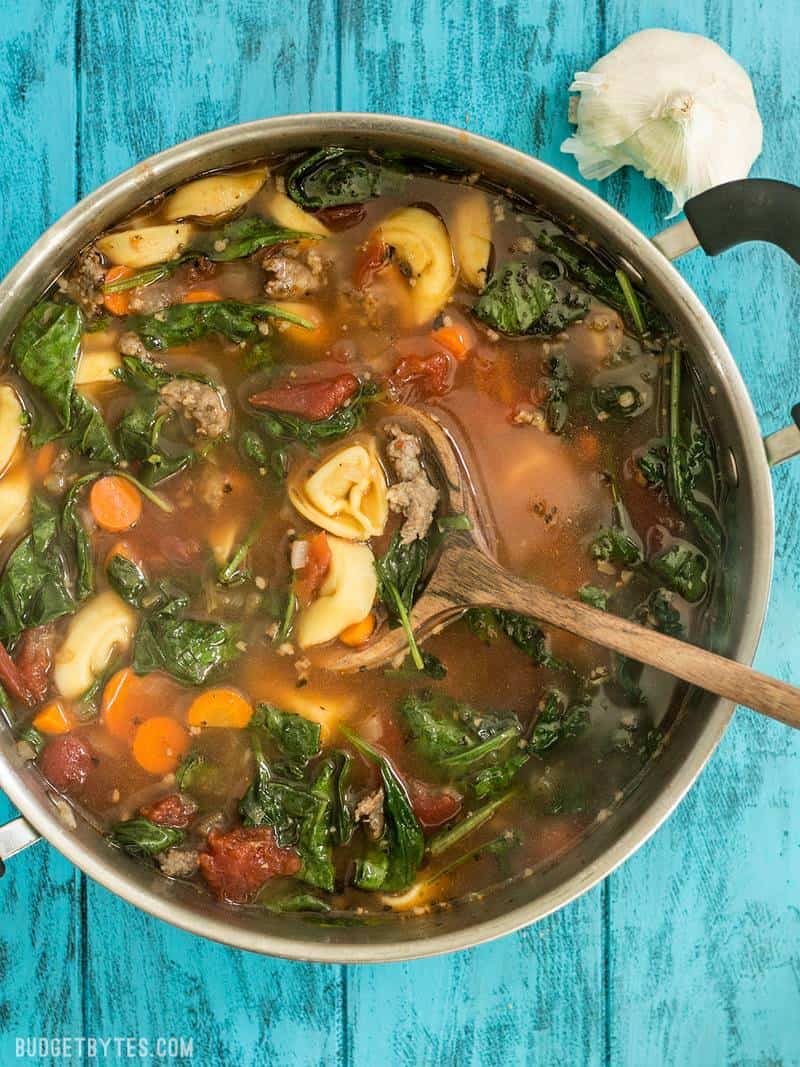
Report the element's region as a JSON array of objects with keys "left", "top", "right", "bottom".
[{"left": 1, "top": 114, "right": 798, "bottom": 962}]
